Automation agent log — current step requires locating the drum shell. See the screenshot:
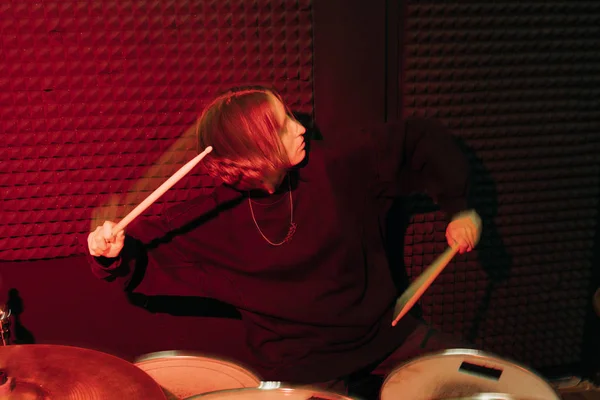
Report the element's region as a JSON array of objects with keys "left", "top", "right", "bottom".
[
  {"left": 134, "top": 351, "right": 261, "bottom": 400},
  {"left": 184, "top": 386, "right": 356, "bottom": 399}
]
